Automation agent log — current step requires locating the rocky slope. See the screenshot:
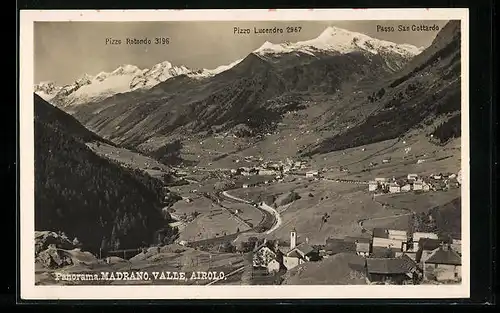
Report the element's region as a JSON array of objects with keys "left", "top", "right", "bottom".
[{"left": 34, "top": 94, "right": 177, "bottom": 253}]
